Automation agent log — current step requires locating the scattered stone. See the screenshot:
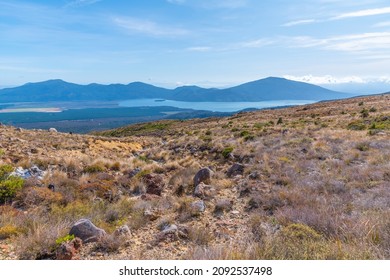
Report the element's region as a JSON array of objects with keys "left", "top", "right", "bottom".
[
  {"left": 143, "top": 174, "right": 165, "bottom": 196},
  {"left": 56, "top": 237, "right": 82, "bottom": 260},
  {"left": 48, "top": 128, "right": 58, "bottom": 133},
  {"left": 15, "top": 128, "right": 23, "bottom": 132},
  {"left": 127, "top": 167, "right": 141, "bottom": 178},
  {"left": 144, "top": 209, "right": 160, "bottom": 221},
  {"left": 214, "top": 199, "right": 233, "bottom": 217},
  {"left": 10, "top": 165, "right": 46, "bottom": 180},
  {"left": 69, "top": 219, "right": 107, "bottom": 243},
  {"left": 248, "top": 171, "right": 259, "bottom": 180},
  {"left": 194, "top": 182, "right": 215, "bottom": 199},
  {"left": 193, "top": 167, "right": 213, "bottom": 187},
  {"left": 191, "top": 200, "right": 206, "bottom": 213},
  {"left": 162, "top": 224, "right": 178, "bottom": 234},
  {"left": 227, "top": 163, "right": 245, "bottom": 177},
  {"left": 114, "top": 225, "right": 131, "bottom": 237},
  {"left": 48, "top": 184, "right": 55, "bottom": 192},
  {"left": 155, "top": 224, "right": 189, "bottom": 243}
]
